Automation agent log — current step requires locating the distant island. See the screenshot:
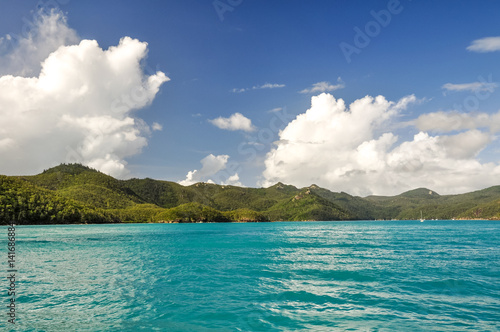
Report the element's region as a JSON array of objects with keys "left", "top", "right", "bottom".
[{"left": 1, "top": 163, "right": 499, "bottom": 224}]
